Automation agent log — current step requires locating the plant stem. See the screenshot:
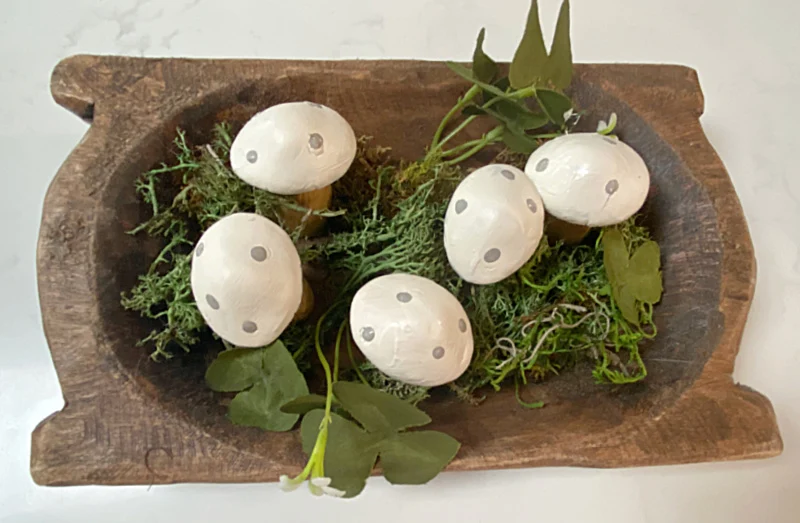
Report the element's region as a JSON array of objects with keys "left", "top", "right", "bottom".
[
  {"left": 333, "top": 320, "right": 346, "bottom": 383},
  {"left": 431, "top": 84, "right": 480, "bottom": 150},
  {"left": 346, "top": 334, "right": 370, "bottom": 385},
  {"left": 443, "top": 126, "right": 504, "bottom": 166},
  {"left": 435, "top": 115, "right": 478, "bottom": 152}
]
